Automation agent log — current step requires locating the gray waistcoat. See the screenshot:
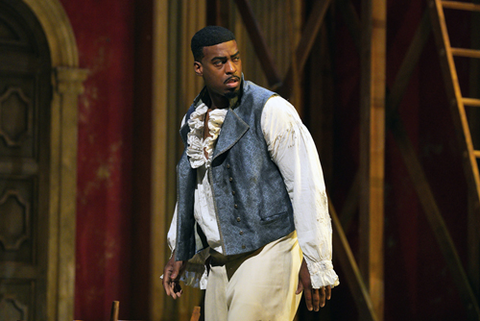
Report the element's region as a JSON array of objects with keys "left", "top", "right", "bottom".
[{"left": 175, "top": 80, "right": 295, "bottom": 261}]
